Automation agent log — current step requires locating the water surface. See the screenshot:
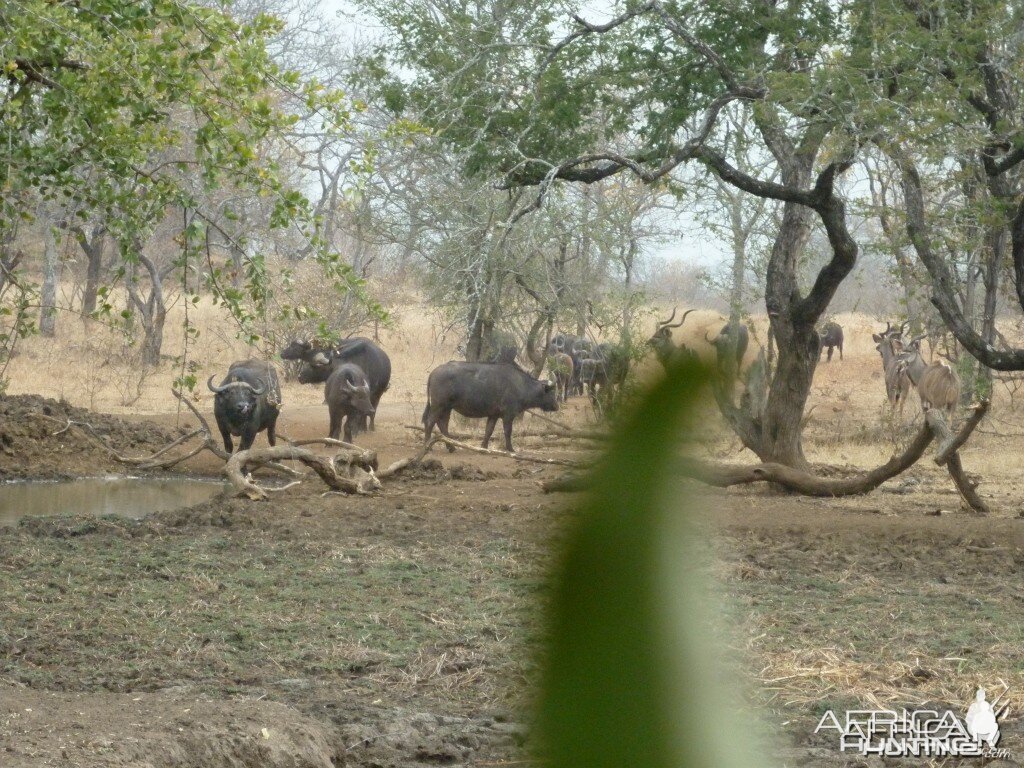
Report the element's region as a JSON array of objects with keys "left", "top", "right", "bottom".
[{"left": 0, "top": 476, "right": 225, "bottom": 526}]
